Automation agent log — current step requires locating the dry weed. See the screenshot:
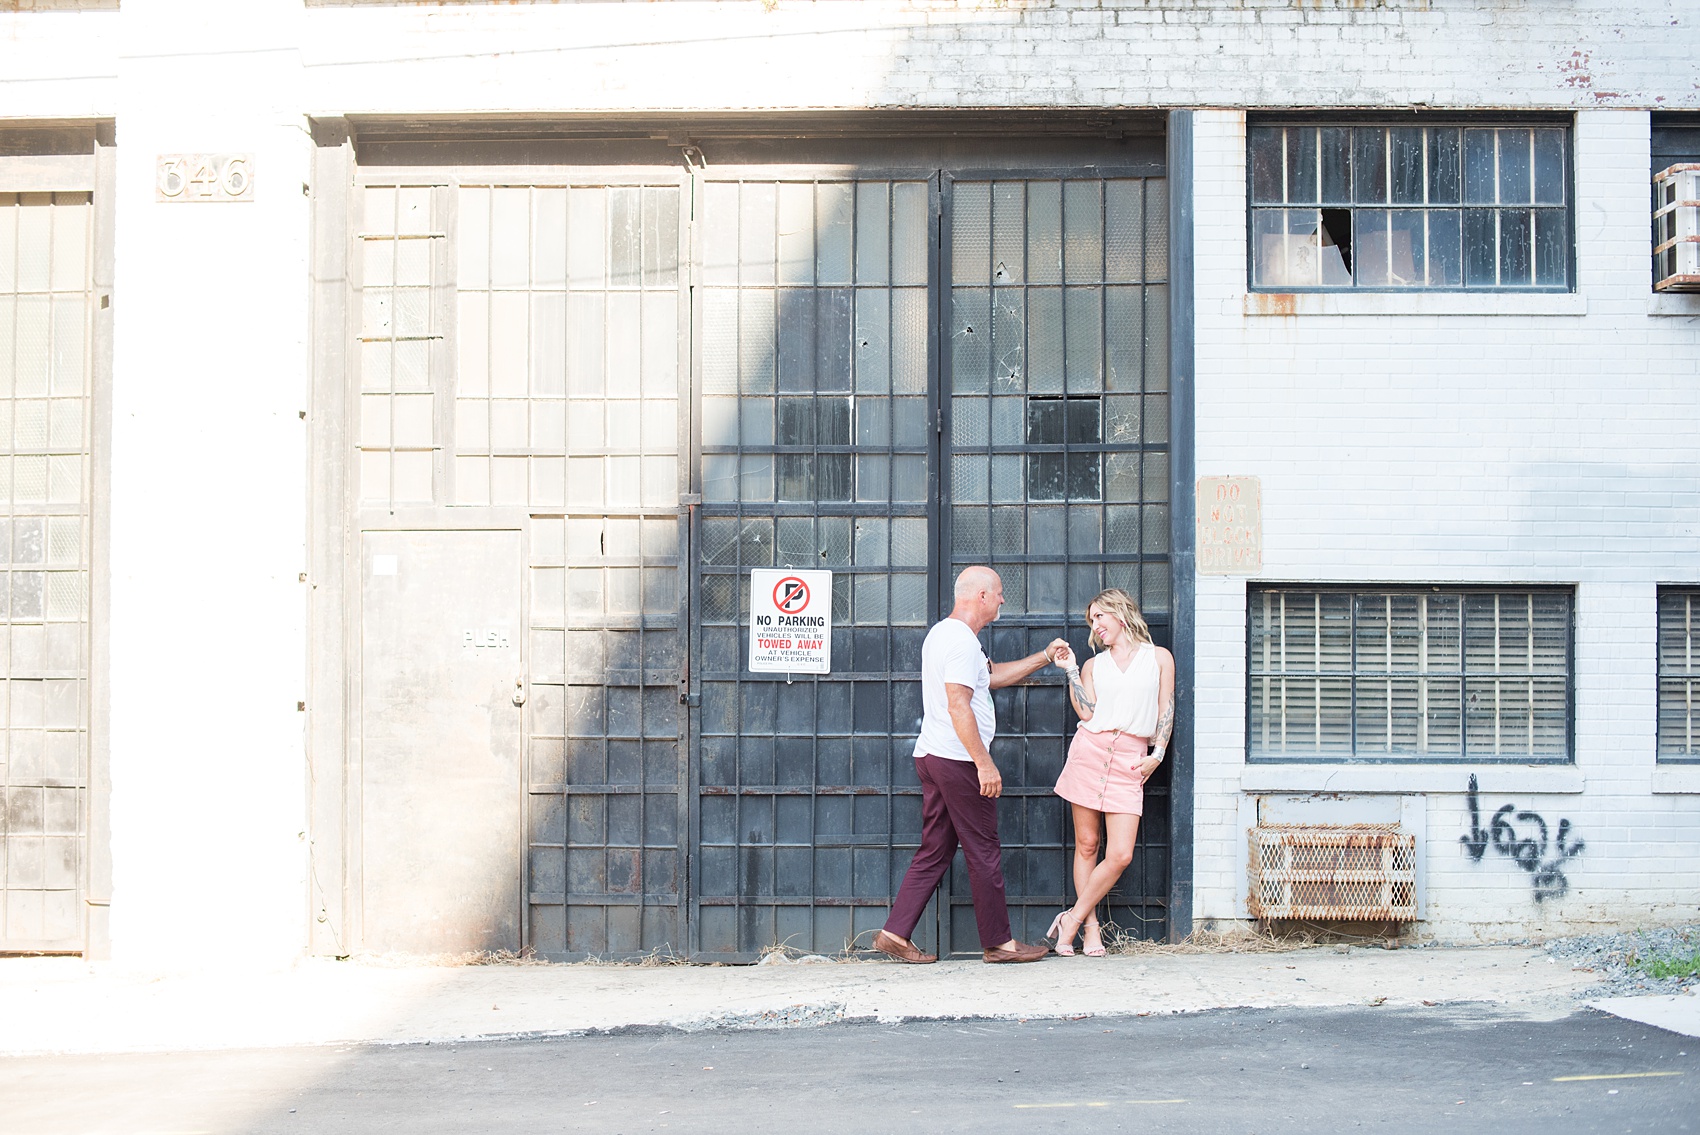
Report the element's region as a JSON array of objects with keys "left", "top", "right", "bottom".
[
  {"left": 1101, "top": 922, "right": 1310, "bottom": 956},
  {"left": 1101, "top": 919, "right": 1413, "bottom": 956},
  {"left": 341, "top": 947, "right": 553, "bottom": 968}
]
